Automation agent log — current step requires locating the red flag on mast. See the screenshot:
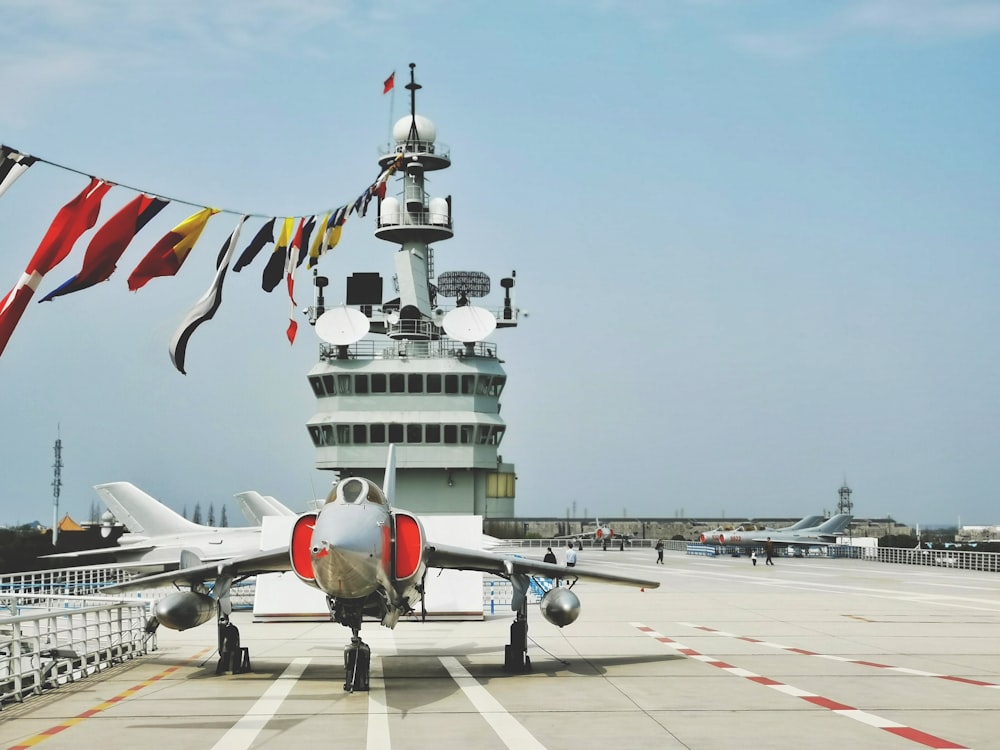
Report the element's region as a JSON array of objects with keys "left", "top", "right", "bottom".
[{"left": 383, "top": 72, "right": 395, "bottom": 94}]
